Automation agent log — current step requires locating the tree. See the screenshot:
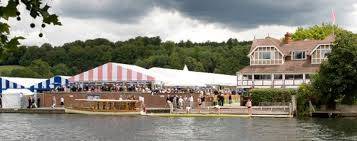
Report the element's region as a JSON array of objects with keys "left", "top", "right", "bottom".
[
  {"left": 29, "top": 59, "right": 53, "bottom": 78},
  {"left": 52, "top": 63, "right": 69, "bottom": 76},
  {"left": 10, "top": 67, "right": 40, "bottom": 78},
  {"left": 291, "top": 23, "right": 343, "bottom": 40},
  {"left": 0, "top": 0, "right": 61, "bottom": 60},
  {"left": 184, "top": 57, "right": 204, "bottom": 71},
  {"left": 312, "top": 31, "right": 357, "bottom": 108}
]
